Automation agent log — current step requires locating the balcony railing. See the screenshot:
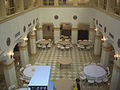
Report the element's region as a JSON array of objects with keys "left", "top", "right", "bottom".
[{"left": 0, "top": 0, "right": 120, "bottom": 23}]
